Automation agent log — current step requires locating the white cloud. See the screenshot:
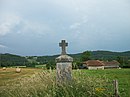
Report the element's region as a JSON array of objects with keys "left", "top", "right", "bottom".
[
  {"left": 70, "top": 23, "right": 81, "bottom": 29},
  {"left": 0, "top": 13, "right": 53, "bottom": 37},
  {"left": 0, "top": 44, "right": 7, "bottom": 48},
  {"left": 70, "top": 16, "right": 88, "bottom": 29},
  {"left": 21, "top": 21, "right": 53, "bottom": 36},
  {"left": 0, "top": 14, "right": 21, "bottom": 37}
]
